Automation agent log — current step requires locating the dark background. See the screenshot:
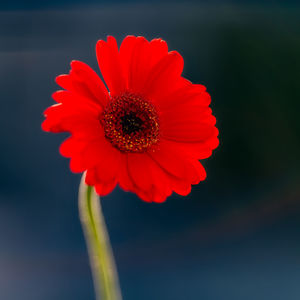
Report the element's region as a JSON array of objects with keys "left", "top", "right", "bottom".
[{"left": 0, "top": 1, "right": 300, "bottom": 299}]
